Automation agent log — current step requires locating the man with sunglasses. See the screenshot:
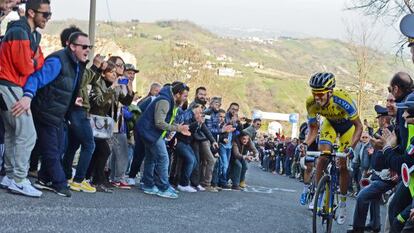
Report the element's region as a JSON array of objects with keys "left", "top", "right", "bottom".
[
  {"left": 0, "top": 0, "right": 50, "bottom": 197},
  {"left": 300, "top": 72, "right": 363, "bottom": 225},
  {"left": 11, "top": 32, "right": 91, "bottom": 197}
]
